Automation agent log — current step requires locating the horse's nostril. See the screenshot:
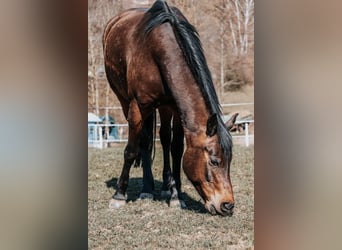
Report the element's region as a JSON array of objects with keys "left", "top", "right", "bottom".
[{"left": 221, "top": 202, "right": 234, "bottom": 211}]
